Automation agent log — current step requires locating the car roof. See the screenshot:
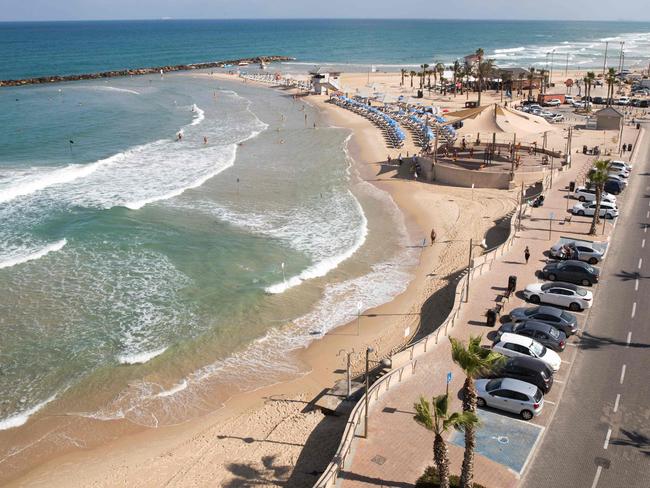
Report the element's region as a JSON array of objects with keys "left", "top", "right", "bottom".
[
  {"left": 499, "top": 378, "right": 538, "bottom": 396},
  {"left": 561, "top": 260, "right": 590, "bottom": 268},
  {"left": 541, "top": 281, "right": 578, "bottom": 291},
  {"left": 519, "top": 320, "right": 554, "bottom": 333},
  {"left": 499, "top": 332, "right": 534, "bottom": 347},
  {"left": 506, "top": 356, "right": 552, "bottom": 373},
  {"left": 536, "top": 305, "right": 564, "bottom": 317}
]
